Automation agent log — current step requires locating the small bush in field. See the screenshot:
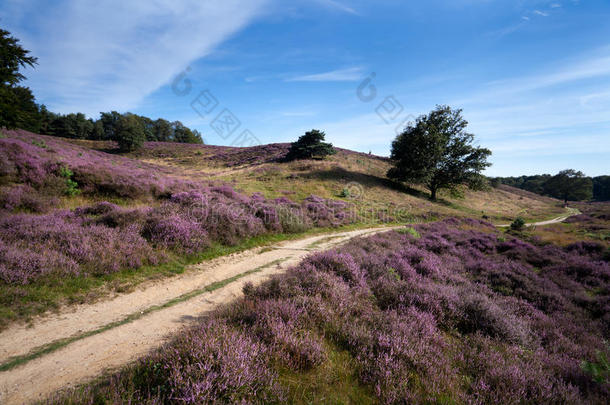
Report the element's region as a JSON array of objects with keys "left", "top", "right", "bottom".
[
  {"left": 284, "top": 129, "right": 336, "bottom": 161},
  {"left": 58, "top": 166, "right": 80, "bottom": 196},
  {"left": 396, "top": 226, "right": 420, "bottom": 239},
  {"left": 510, "top": 216, "right": 526, "bottom": 230}
]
